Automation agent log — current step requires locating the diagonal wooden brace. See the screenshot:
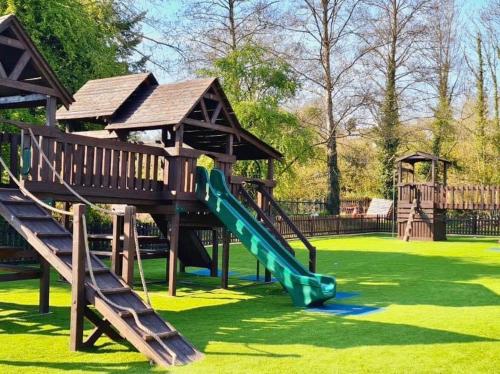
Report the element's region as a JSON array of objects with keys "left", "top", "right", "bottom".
[{"left": 82, "top": 306, "right": 123, "bottom": 348}]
